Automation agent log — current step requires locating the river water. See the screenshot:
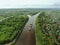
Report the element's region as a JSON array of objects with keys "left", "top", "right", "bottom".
[{"left": 15, "top": 13, "right": 40, "bottom": 45}]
